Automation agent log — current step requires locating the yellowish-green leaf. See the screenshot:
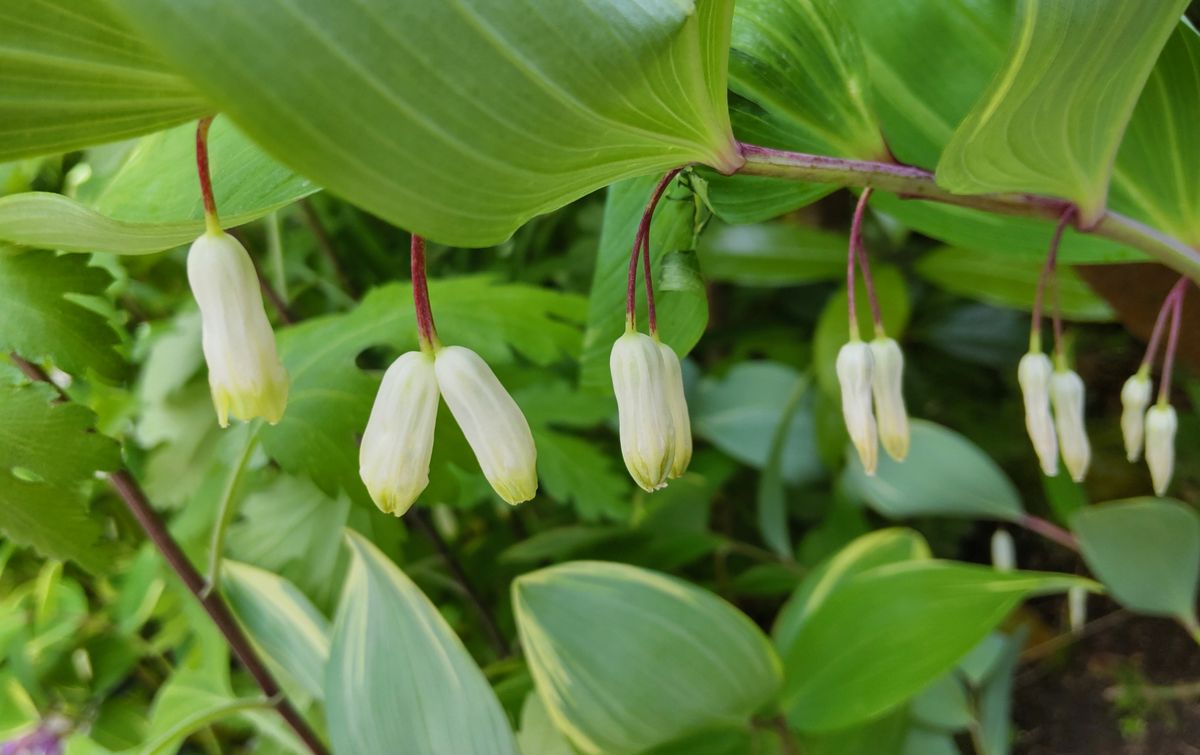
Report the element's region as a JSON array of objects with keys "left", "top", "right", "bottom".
[
  {"left": 936, "top": 0, "right": 1188, "bottom": 224},
  {"left": 107, "top": 0, "right": 742, "bottom": 246}
]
